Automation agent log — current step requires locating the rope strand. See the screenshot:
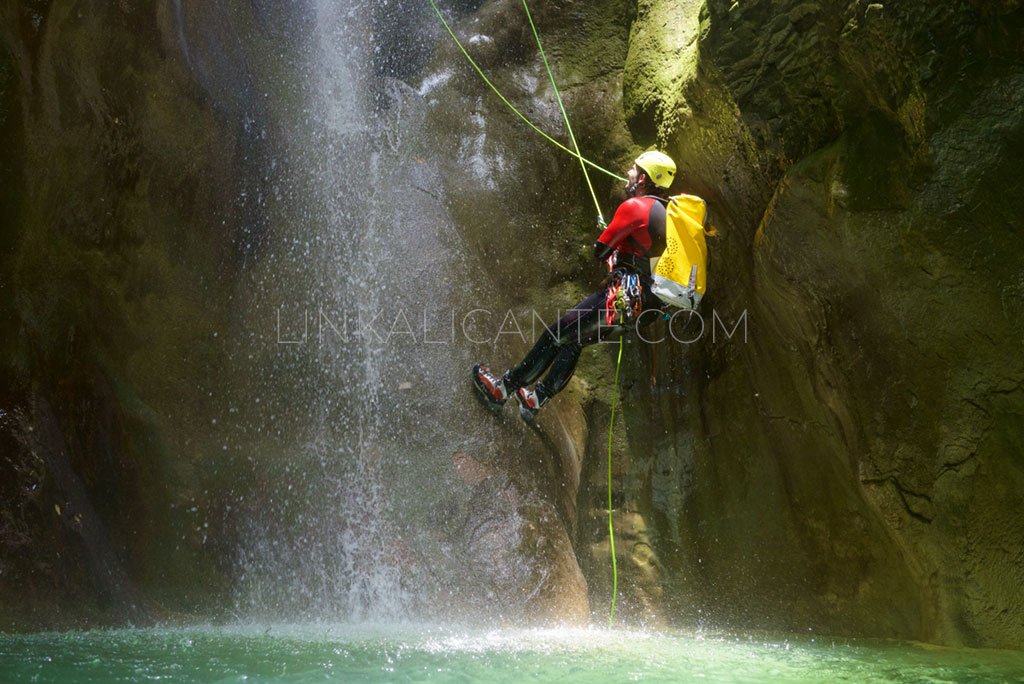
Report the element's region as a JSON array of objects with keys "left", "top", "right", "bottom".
[
  {"left": 607, "top": 335, "right": 624, "bottom": 625},
  {"left": 429, "top": 0, "right": 626, "bottom": 183},
  {"left": 520, "top": 0, "right": 604, "bottom": 222},
  {"left": 432, "top": 0, "right": 625, "bottom": 625}
]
